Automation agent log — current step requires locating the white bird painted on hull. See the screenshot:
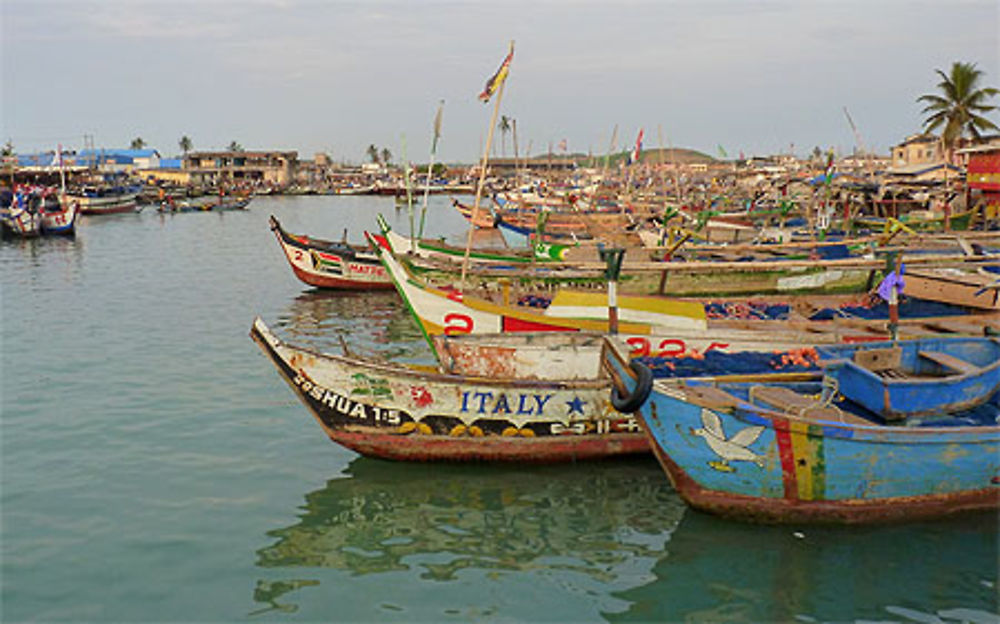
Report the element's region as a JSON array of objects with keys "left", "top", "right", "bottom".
[{"left": 691, "top": 408, "right": 765, "bottom": 471}]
